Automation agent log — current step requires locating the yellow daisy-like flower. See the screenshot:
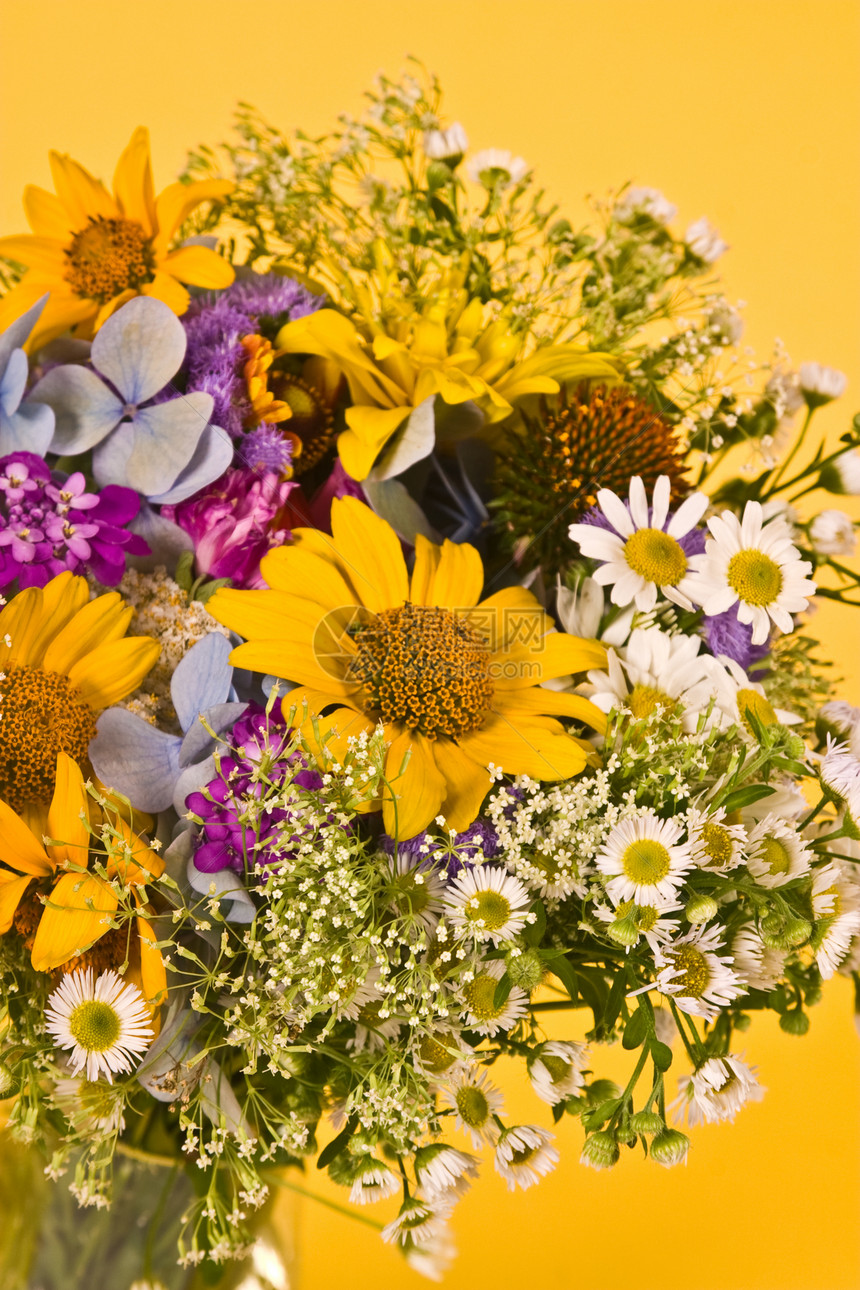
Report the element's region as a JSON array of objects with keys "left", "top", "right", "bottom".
[
  {"left": 0, "top": 127, "right": 235, "bottom": 350},
  {"left": 0, "top": 572, "right": 160, "bottom": 815},
  {"left": 209, "top": 498, "right": 607, "bottom": 839},
  {"left": 0, "top": 753, "right": 166, "bottom": 1004}
]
